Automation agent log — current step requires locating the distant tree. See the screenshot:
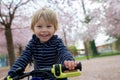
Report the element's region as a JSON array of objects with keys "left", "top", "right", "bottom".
[
  {"left": 90, "top": 0, "right": 120, "bottom": 52},
  {"left": 101, "top": 0, "right": 120, "bottom": 52},
  {"left": 78, "top": 0, "right": 100, "bottom": 58},
  {"left": 46, "top": 0, "right": 100, "bottom": 58},
  {"left": 0, "top": 0, "right": 32, "bottom": 67},
  {"left": 46, "top": 0, "right": 78, "bottom": 46}
]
